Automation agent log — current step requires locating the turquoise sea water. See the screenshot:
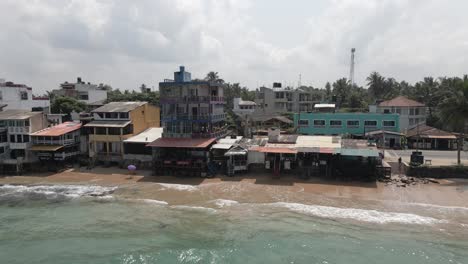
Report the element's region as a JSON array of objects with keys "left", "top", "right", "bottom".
[{"left": 0, "top": 184, "right": 467, "bottom": 264}]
